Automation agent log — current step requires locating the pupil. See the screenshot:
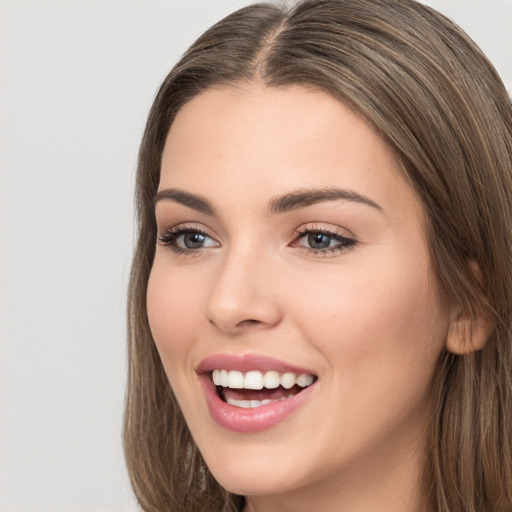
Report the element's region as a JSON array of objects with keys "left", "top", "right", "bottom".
[
  {"left": 184, "top": 232, "right": 205, "bottom": 248},
  {"left": 308, "top": 232, "right": 330, "bottom": 249}
]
